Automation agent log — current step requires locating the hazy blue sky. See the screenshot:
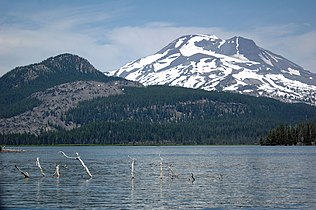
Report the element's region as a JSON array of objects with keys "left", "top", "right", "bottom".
[{"left": 1, "top": 0, "right": 316, "bottom": 75}]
